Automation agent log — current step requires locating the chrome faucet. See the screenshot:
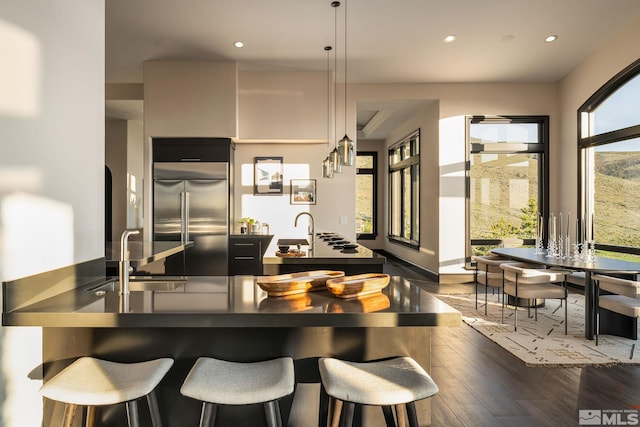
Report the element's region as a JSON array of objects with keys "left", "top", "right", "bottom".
[
  {"left": 119, "top": 229, "right": 140, "bottom": 296},
  {"left": 294, "top": 212, "right": 315, "bottom": 255}
]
